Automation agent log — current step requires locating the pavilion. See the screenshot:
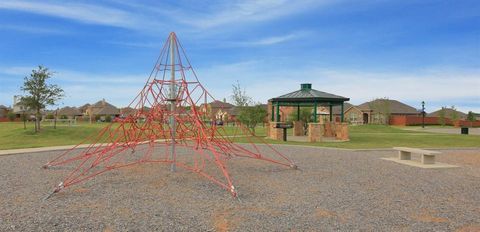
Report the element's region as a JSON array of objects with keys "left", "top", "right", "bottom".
[{"left": 268, "top": 83, "right": 350, "bottom": 142}]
